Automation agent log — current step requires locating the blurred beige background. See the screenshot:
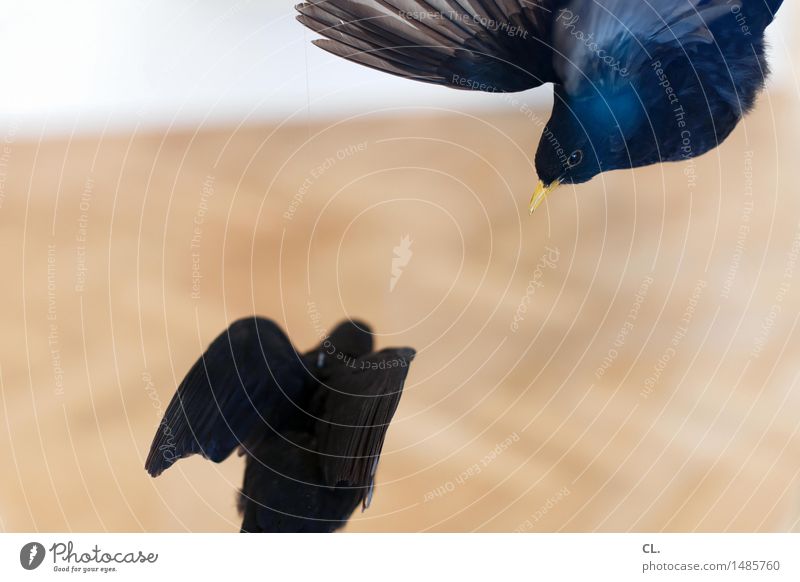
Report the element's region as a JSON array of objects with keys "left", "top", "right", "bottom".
[{"left": 0, "top": 2, "right": 799, "bottom": 532}]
